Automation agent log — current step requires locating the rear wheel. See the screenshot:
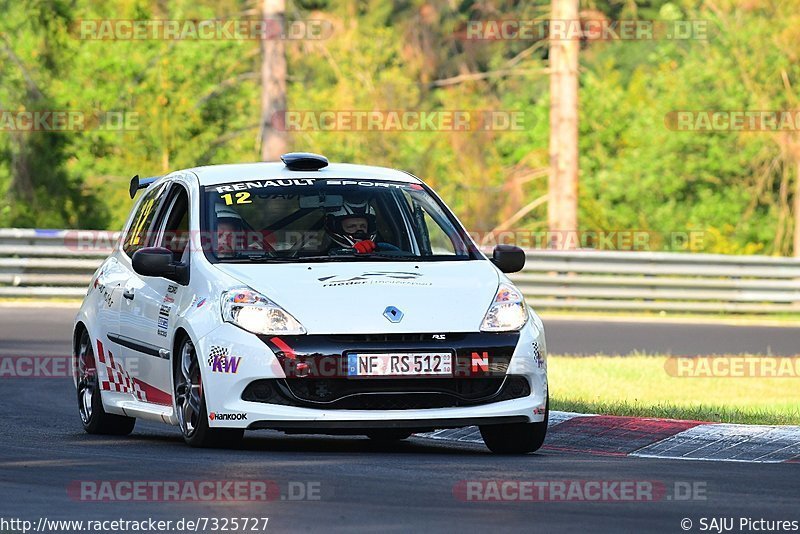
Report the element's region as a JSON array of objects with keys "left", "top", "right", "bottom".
[
  {"left": 366, "top": 429, "right": 413, "bottom": 442},
  {"left": 75, "top": 330, "right": 135, "bottom": 435},
  {"left": 174, "top": 336, "right": 243, "bottom": 448},
  {"left": 479, "top": 397, "right": 548, "bottom": 454}
]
